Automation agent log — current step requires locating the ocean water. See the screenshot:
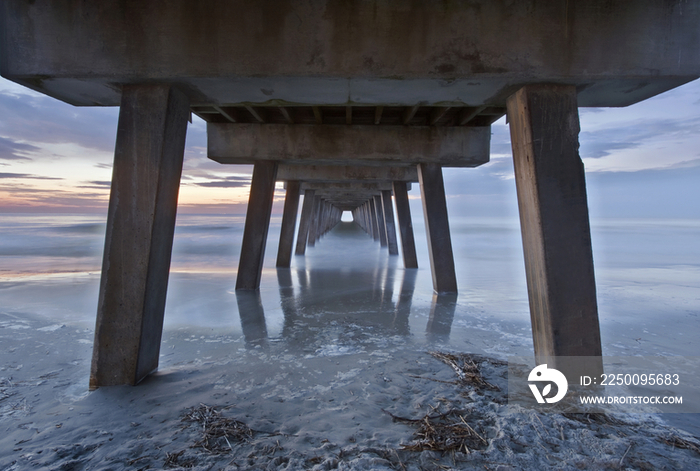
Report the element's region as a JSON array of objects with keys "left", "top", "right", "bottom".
[
  {"left": 2, "top": 212, "right": 699, "bottom": 435},
  {"left": 1, "top": 211, "right": 698, "bottom": 359}
]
